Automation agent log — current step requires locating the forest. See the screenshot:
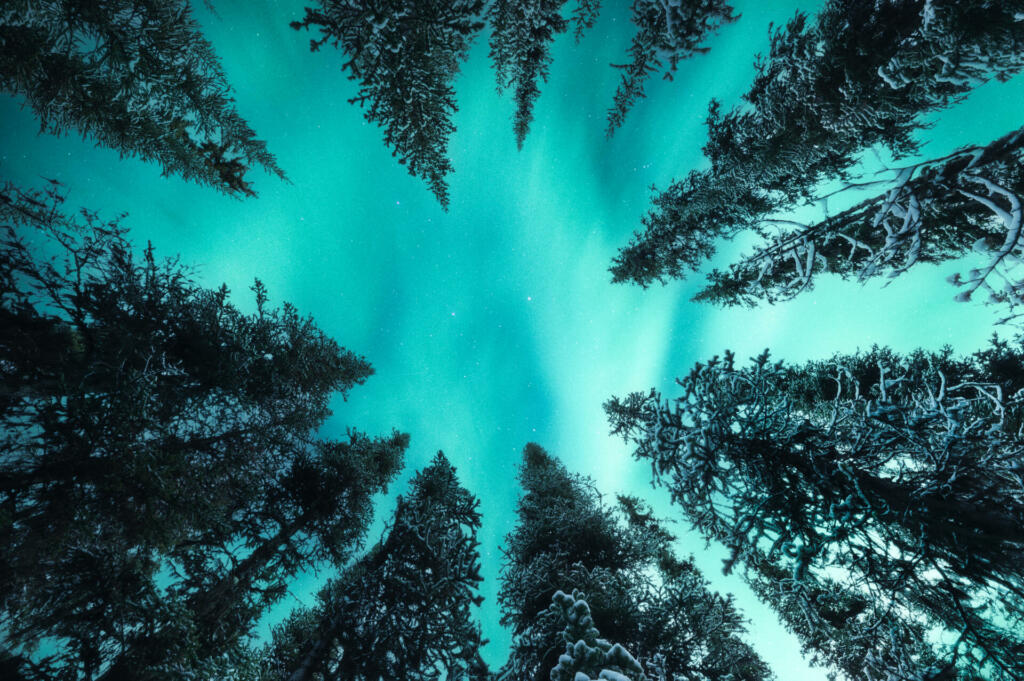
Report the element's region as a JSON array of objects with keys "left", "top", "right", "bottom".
[{"left": 2, "top": 1, "right": 1023, "bottom": 680}]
